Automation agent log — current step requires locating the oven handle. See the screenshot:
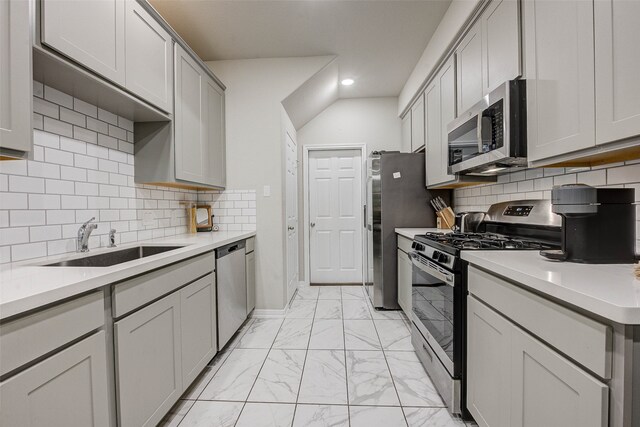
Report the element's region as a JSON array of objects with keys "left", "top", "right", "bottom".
[{"left": 409, "top": 251, "right": 455, "bottom": 287}]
